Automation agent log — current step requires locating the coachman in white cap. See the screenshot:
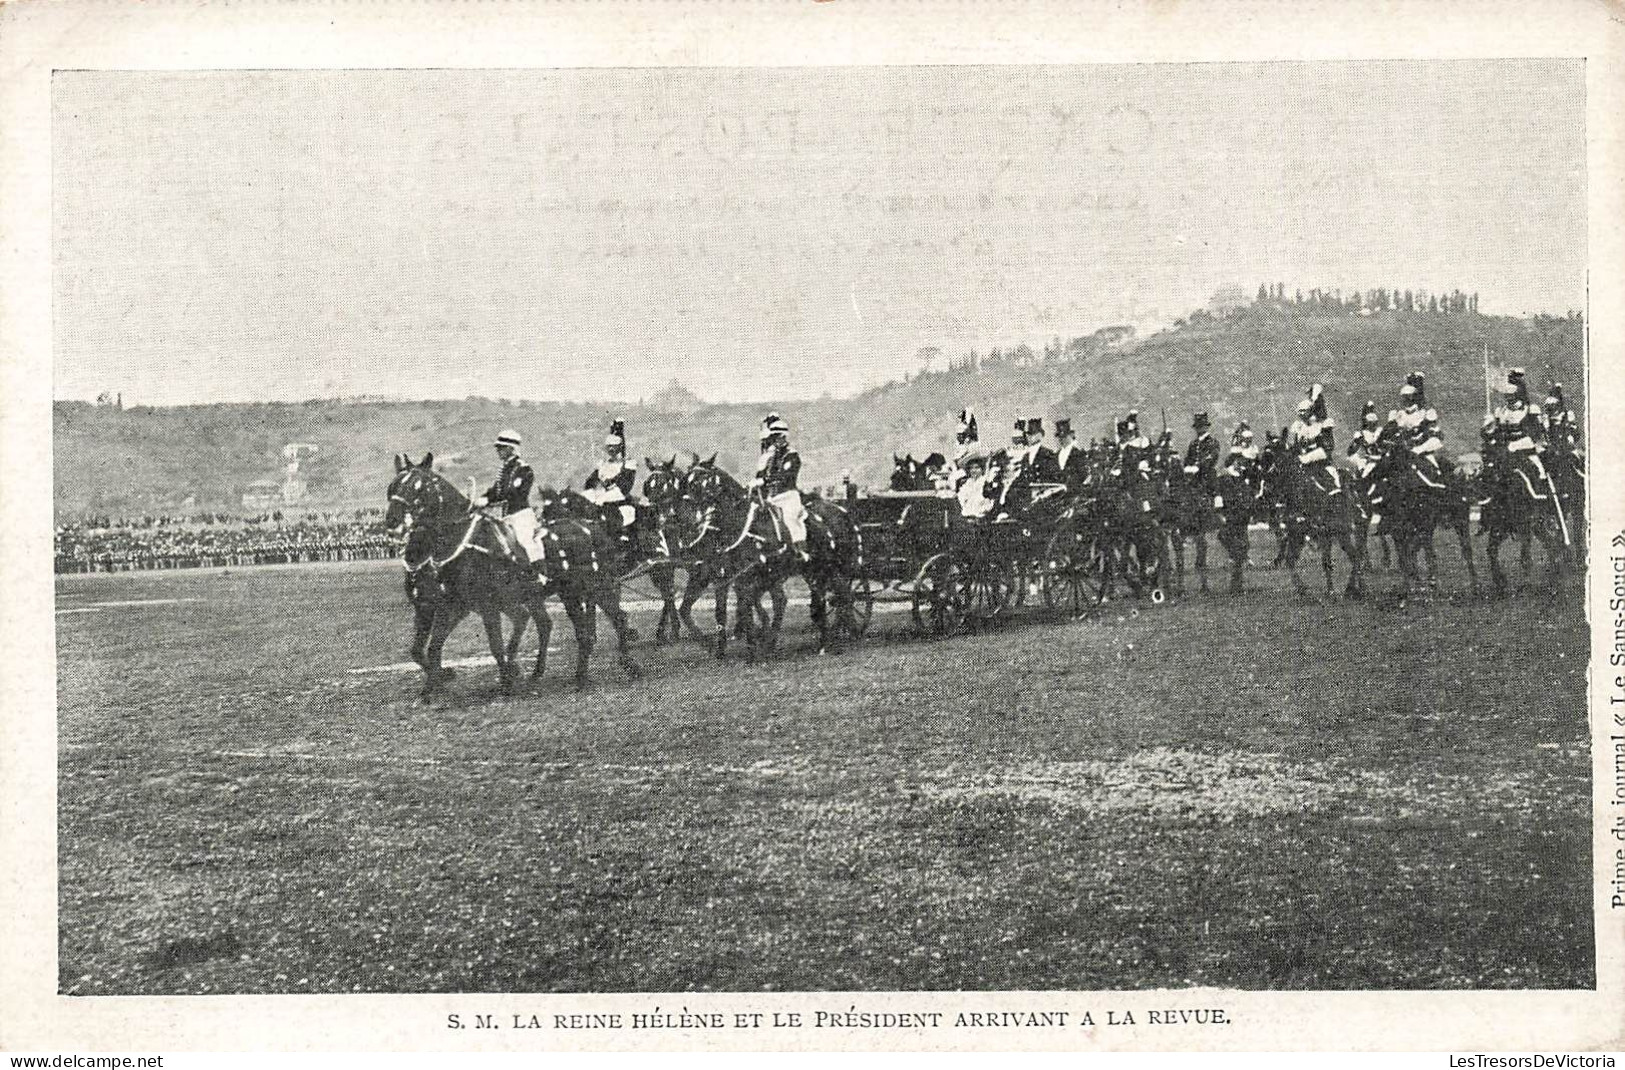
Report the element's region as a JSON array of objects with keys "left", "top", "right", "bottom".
[
  {"left": 753, "top": 412, "right": 810, "bottom": 561},
  {"left": 584, "top": 417, "right": 637, "bottom": 542},
  {"left": 475, "top": 428, "right": 541, "bottom": 560}
]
